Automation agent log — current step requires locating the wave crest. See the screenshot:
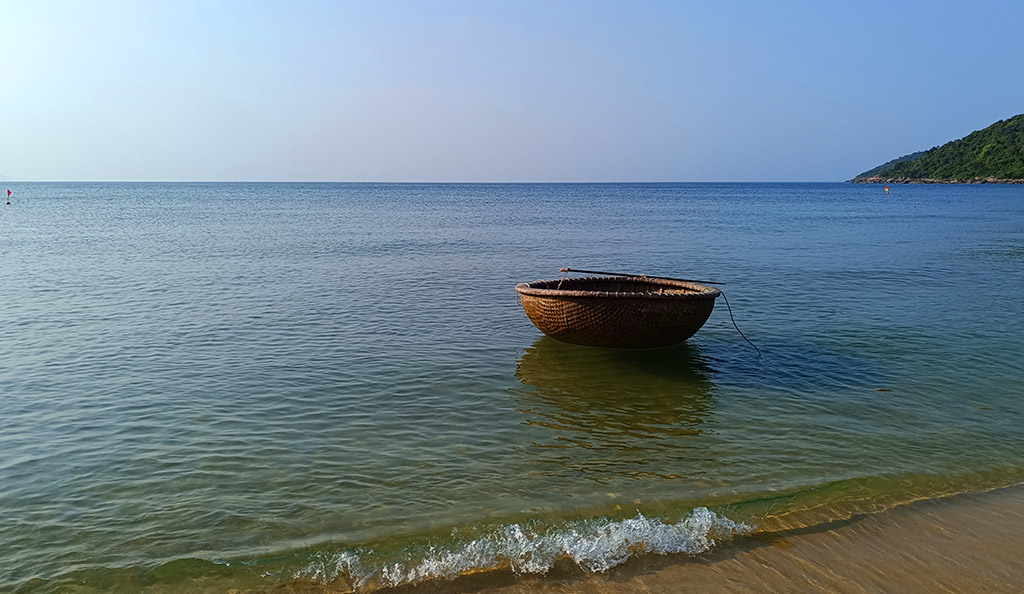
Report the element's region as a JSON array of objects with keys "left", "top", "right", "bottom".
[{"left": 297, "top": 507, "right": 751, "bottom": 590}]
